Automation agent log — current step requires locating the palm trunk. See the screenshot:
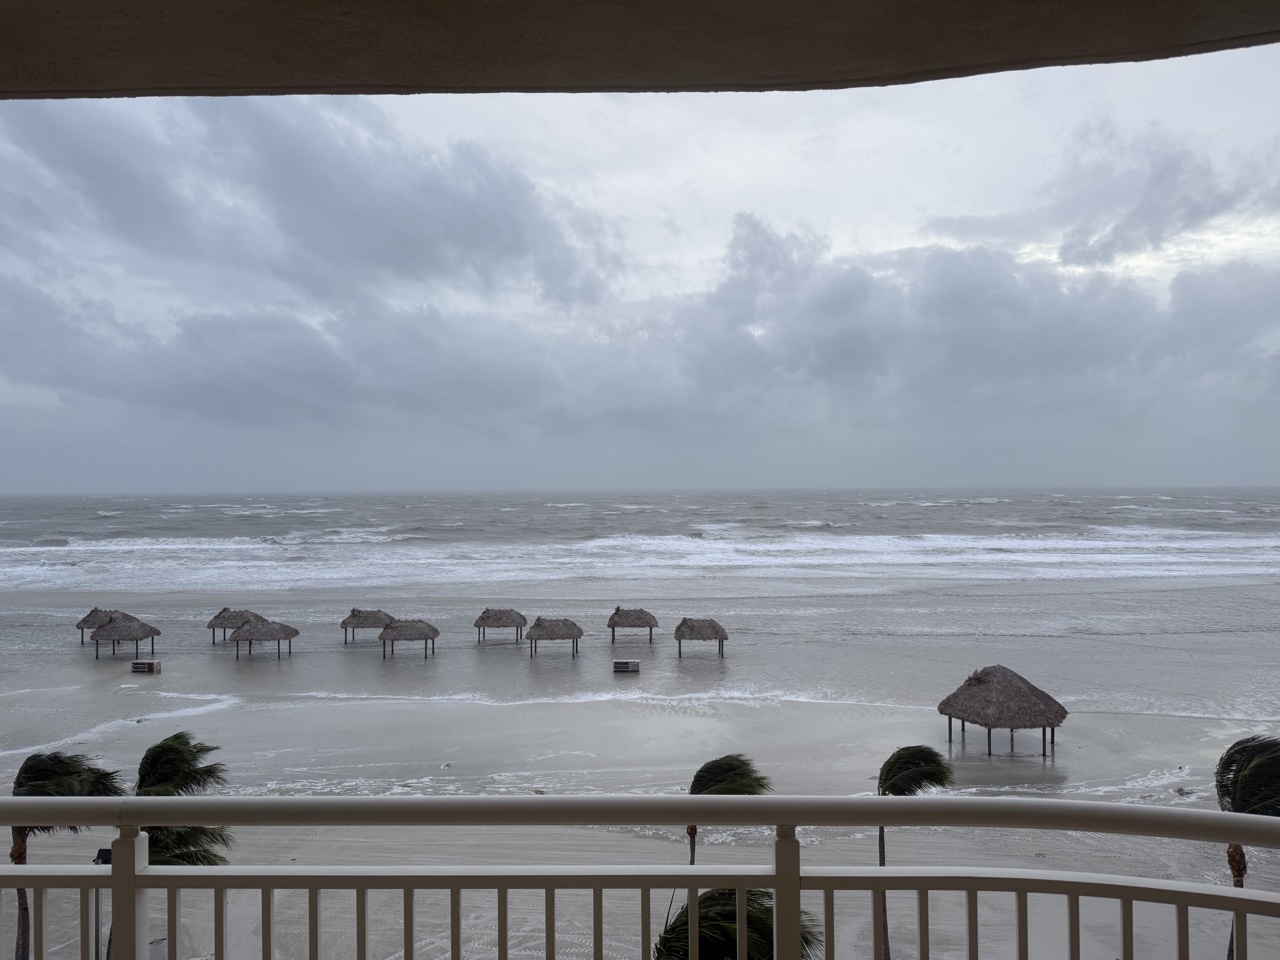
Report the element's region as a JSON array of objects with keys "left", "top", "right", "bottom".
[
  {"left": 1227, "top": 844, "right": 1247, "bottom": 960},
  {"left": 687, "top": 824, "right": 697, "bottom": 866},
  {"left": 879, "top": 825, "right": 890, "bottom": 960},
  {"left": 11, "top": 827, "right": 29, "bottom": 960}
]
